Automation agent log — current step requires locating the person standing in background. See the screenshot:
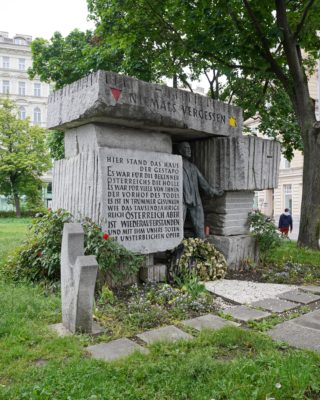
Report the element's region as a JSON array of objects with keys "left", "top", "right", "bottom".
[{"left": 278, "top": 208, "right": 293, "bottom": 237}]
